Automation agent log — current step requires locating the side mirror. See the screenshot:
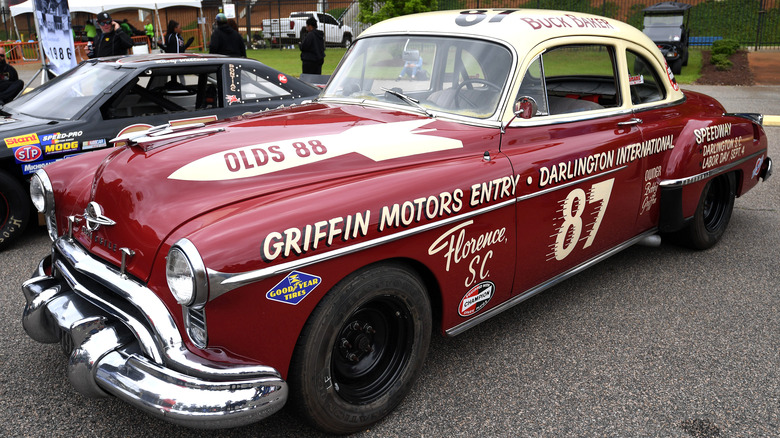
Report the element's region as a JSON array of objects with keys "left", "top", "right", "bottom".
[{"left": 514, "top": 96, "right": 538, "bottom": 119}]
